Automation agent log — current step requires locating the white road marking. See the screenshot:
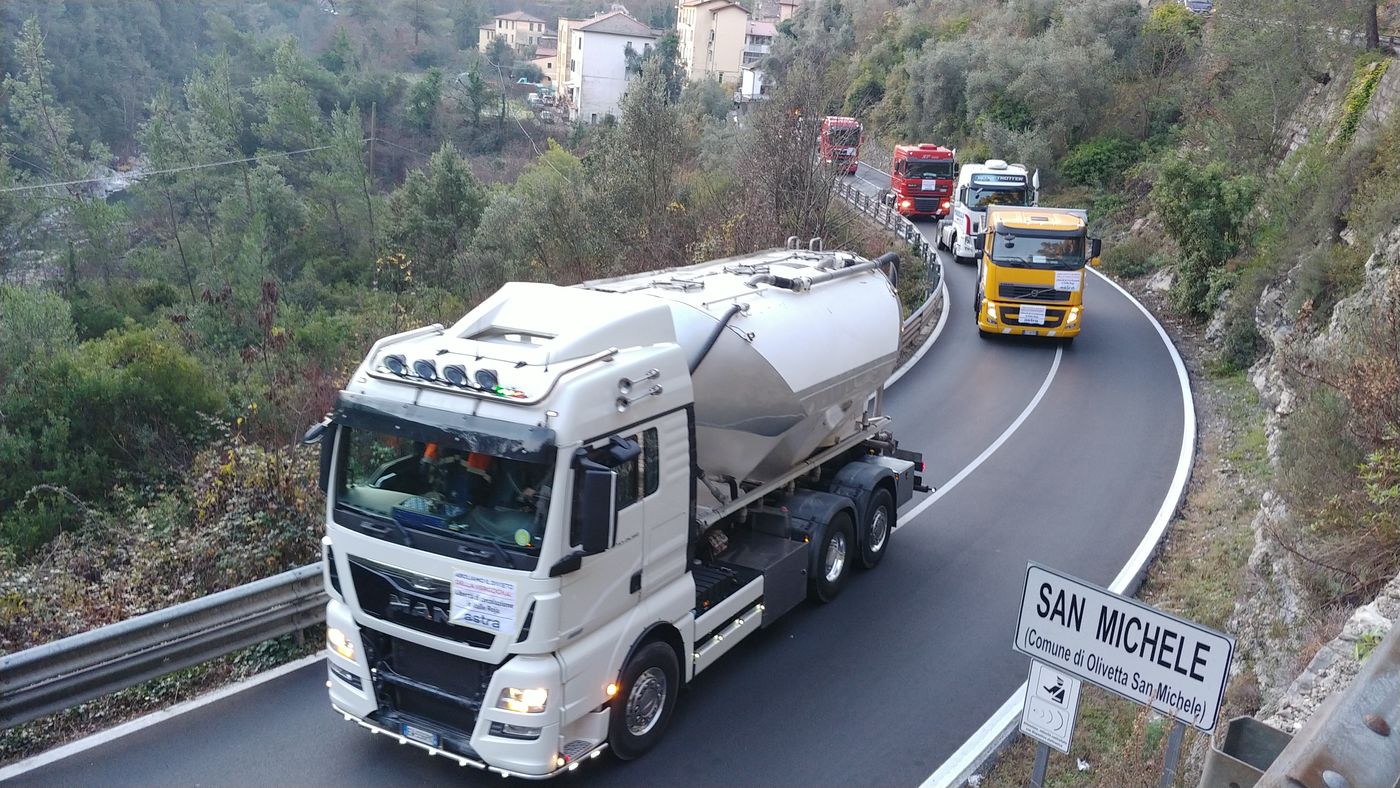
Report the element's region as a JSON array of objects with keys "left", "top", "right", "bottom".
[
  {"left": 897, "top": 346, "right": 1062, "bottom": 525},
  {"left": 0, "top": 652, "right": 328, "bottom": 781},
  {"left": 921, "top": 268, "right": 1197, "bottom": 788}
]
